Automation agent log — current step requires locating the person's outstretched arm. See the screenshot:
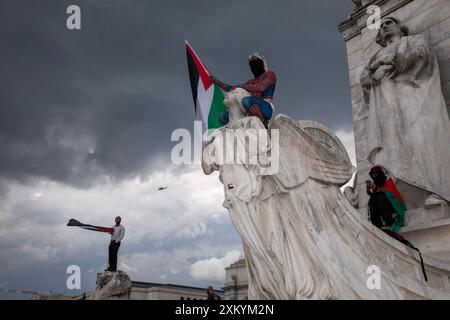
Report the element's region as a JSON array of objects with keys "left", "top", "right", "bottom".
[{"left": 210, "top": 75, "right": 234, "bottom": 92}]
